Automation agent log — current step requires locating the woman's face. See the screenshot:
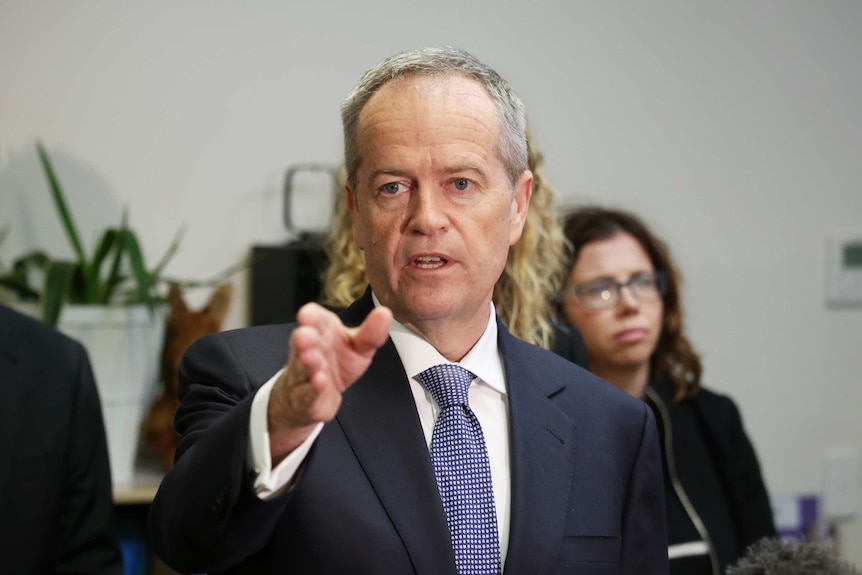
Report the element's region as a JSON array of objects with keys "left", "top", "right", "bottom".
[{"left": 562, "top": 232, "right": 664, "bottom": 373}]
